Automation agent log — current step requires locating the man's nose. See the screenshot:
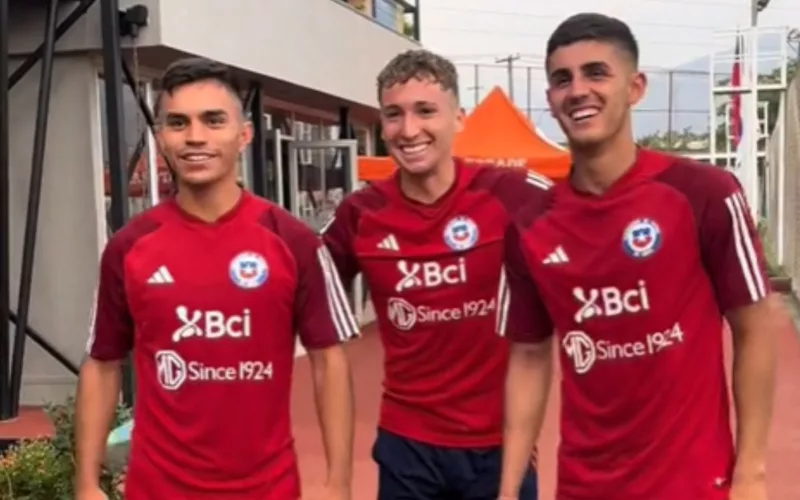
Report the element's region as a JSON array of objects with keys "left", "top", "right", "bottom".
[
  {"left": 400, "top": 115, "right": 423, "bottom": 139},
  {"left": 567, "top": 77, "right": 592, "bottom": 100},
  {"left": 184, "top": 121, "right": 208, "bottom": 145}
]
